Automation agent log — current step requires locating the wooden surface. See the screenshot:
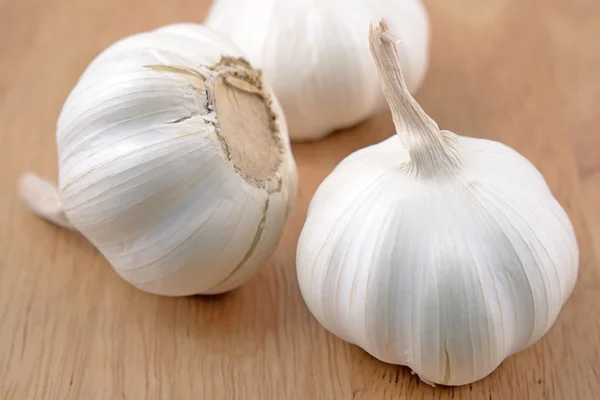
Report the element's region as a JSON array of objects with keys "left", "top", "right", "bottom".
[{"left": 1, "top": 0, "right": 599, "bottom": 398}]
